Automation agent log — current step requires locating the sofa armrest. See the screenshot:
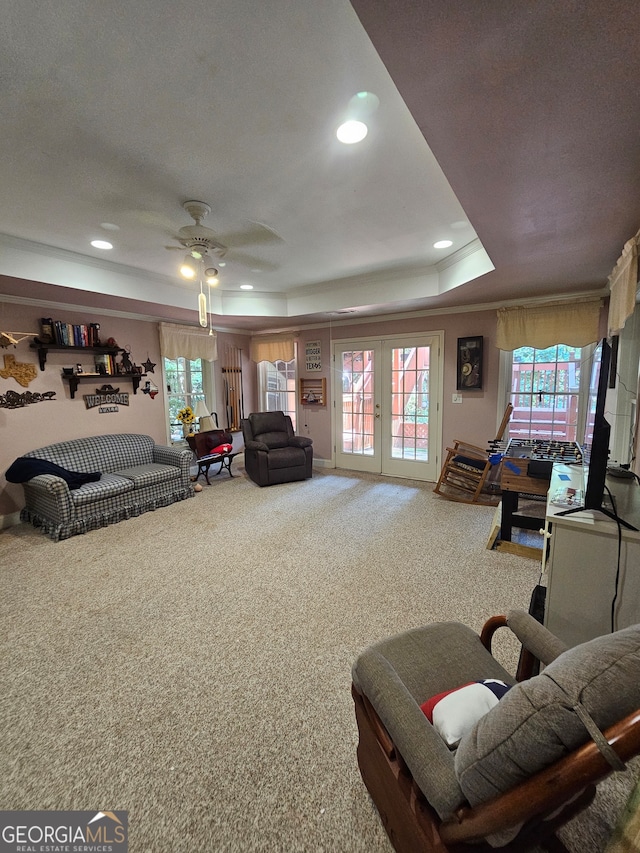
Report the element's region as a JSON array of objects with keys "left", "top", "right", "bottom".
[
  {"left": 245, "top": 440, "right": 269, "bottom": 452},
  {"left": 289, "top": 435, "right": 313, "bottom": 449},
  {"left": 153, "top": 444, "right": 191, "bottom": 466},
  {"left": 22, "top": 474, "right": 73, "bottom": 522},
  {"left": 153, "top": 444, "right": 193, "bottom": 484}
]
